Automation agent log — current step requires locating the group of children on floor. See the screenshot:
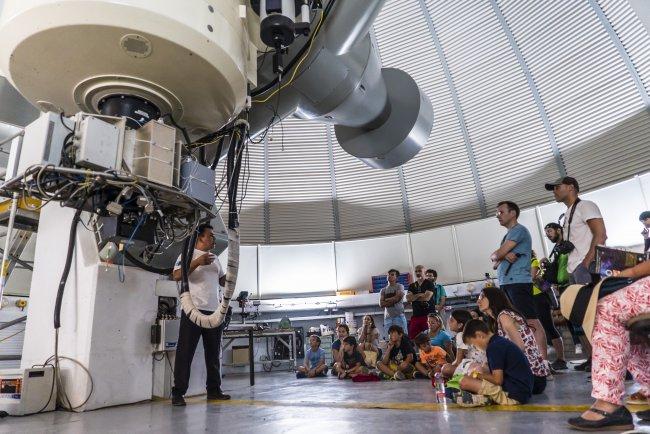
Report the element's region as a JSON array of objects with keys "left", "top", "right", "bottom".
[{"left": 296, "top": 291, "right": 553, "bottom": 407}]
